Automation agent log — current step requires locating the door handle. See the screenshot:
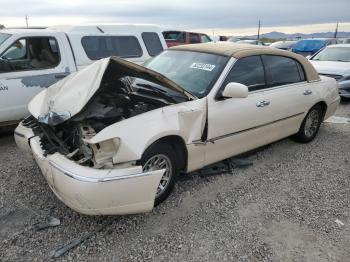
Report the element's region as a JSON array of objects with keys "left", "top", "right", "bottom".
[
  {"left": 303, "top": 90, "right": 312, "bottom": 95},
  {"left": 256, "top": 100, "right": 270, "bottom": 107},
  {"left": 55, "top": 73, "right": 69, "bottom": 79}
]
